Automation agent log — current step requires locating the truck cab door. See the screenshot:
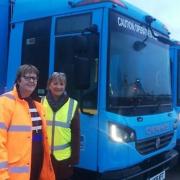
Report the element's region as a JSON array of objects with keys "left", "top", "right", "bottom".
[{"left": 53, "top": 9, "right": 102, "bottom": 171}]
